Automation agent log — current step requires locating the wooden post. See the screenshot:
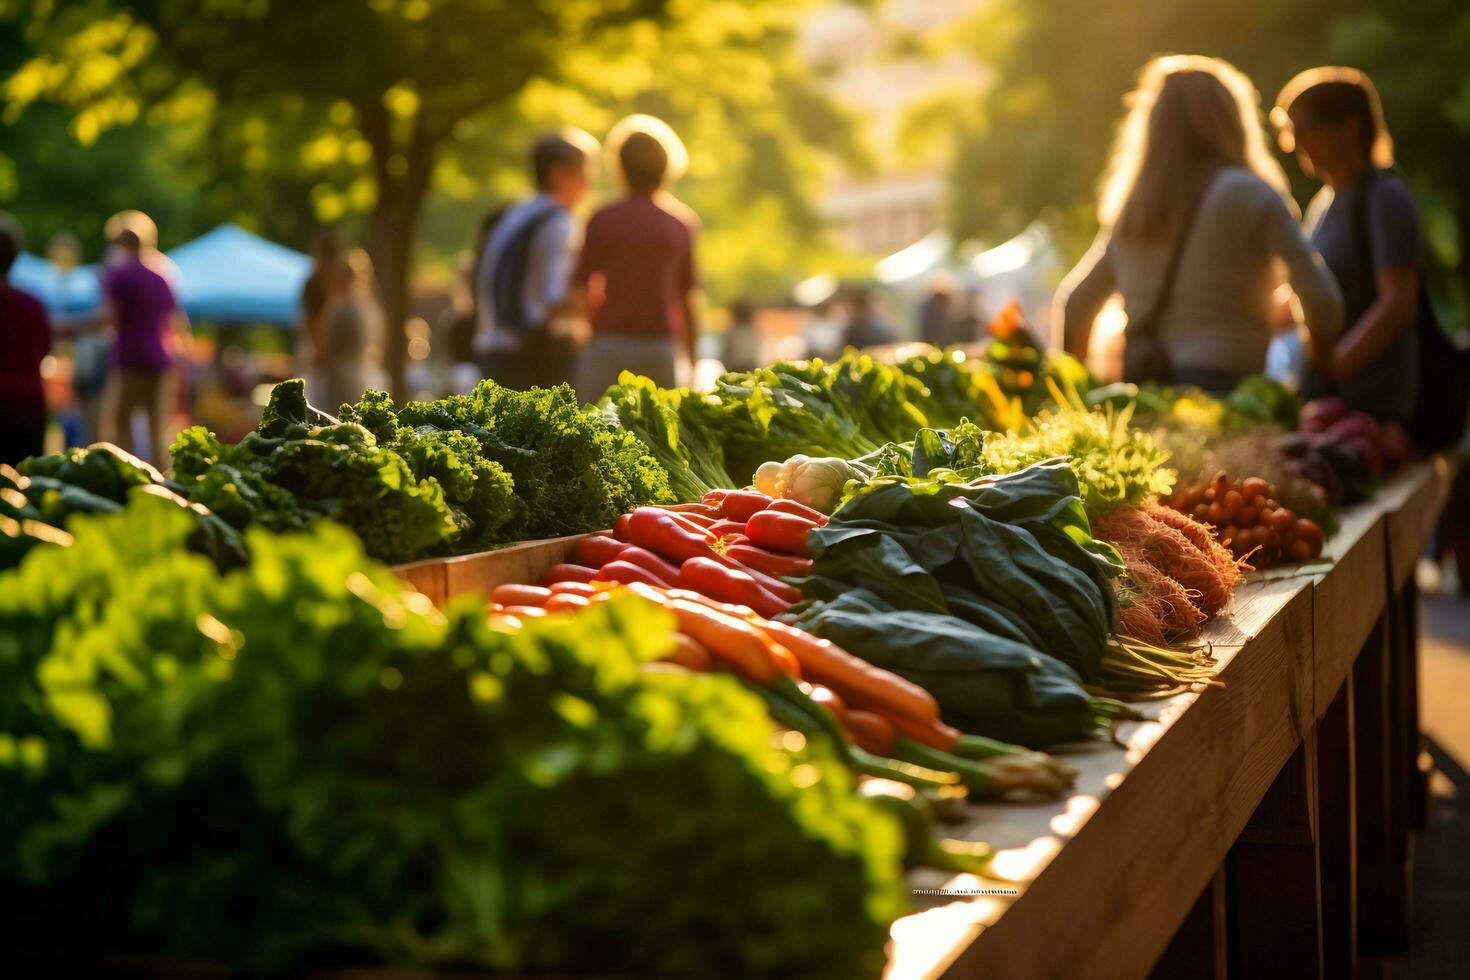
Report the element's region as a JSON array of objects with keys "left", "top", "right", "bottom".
[
  {"left": 1316, "top": 674, "right": 1357, "bottom": 979},
  {"left": 1353, "top": 614, "right": 1410, "bottom": 952},
  {"left": 1149, "top": 867, "right": 1227, "bottom": 979},
  {"left": 1229, "top": 735, "right": 1323, "bottom": 979},
  {"left": 1399, "top": 579, "right": 1429, "bottom": 834}
]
